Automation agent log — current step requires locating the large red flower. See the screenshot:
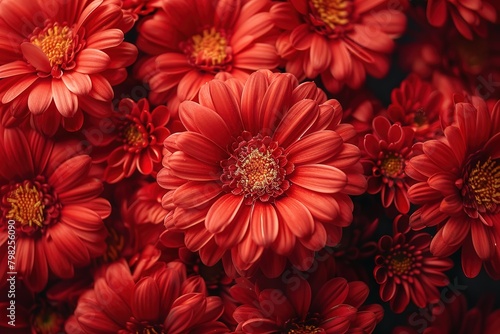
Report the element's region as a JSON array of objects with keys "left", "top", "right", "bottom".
[
  {"left": 66, "top": 259, "right": 229, "bottom": 333},
  {"left": 406, "top": 95, "right": 500, "bottom": 278},
  {"left": 374, "top": 215, "right": 453, "bottom": 313},
  {"left": 362, "top": 116, "right": 415, "bottom": 214},
  {"left": 231, "top": 275, "right": 383, "bottom": 333},
  {"left": 270, "top": 0, "right": 406, "bottom": 92},
  {"left": 0, "top": 126, "right": 110, "bottom": 292},
  {"left": 158, "top": 70, "right": 366, "bottom": 278},
  {"left": 135, "top": 0, "right": 279, "bottom": 111},
  {"left": 0, "top": 0, "right": 138, "bottom": 136}
]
